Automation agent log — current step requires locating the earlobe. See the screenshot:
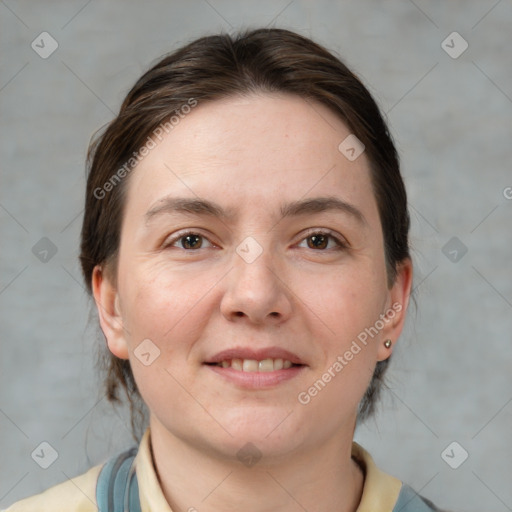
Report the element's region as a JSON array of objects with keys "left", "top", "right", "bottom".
[
  {"left": 377, "top": 258, "right": 413, "bottom": 362},
  {"left": 92, "top": 265, "right": 129, "bottom": 360}
]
